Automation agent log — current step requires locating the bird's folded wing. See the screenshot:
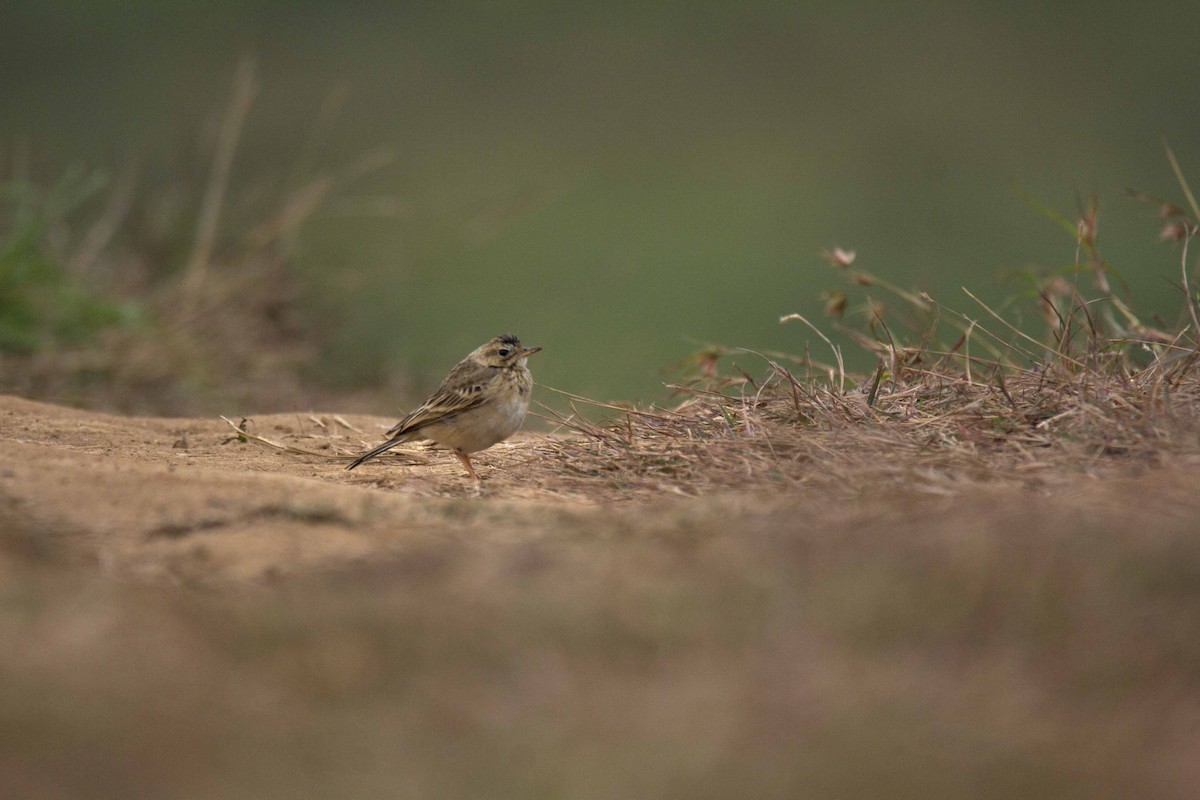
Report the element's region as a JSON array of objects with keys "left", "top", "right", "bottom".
[{"left": 385, "top": 362, "right": 497, "bottom": 438}]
